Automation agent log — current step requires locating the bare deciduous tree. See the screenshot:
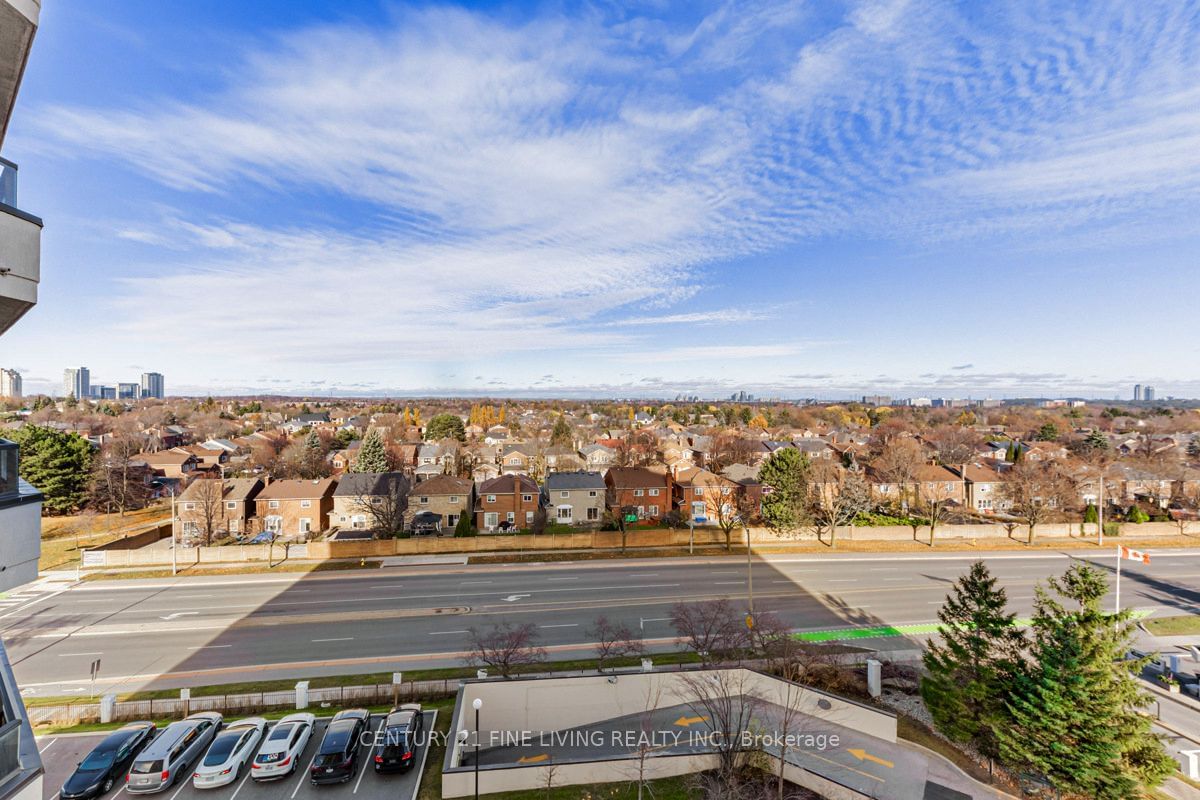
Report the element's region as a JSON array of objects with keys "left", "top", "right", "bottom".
[
  {"left": 873, "top": 437, "right": 926, "bottom": 511},
  {"left": 463, "top": 622, "right": 547, "bottom": 678},
  {"left": 587, "top": 615, "right": 645, "bottom": 672},
  {"left": 928, "top": 426, "right": 982, "bottom": 467},
  {"left": 1000, "top": 459, "right": 1077, "bottom": 543},
  {"left": 670, "top": 599, "right": 749, "bottom": 667},
  {"left": 190, "top": 477, "right": 226, "bottom": 546},
  {"left": 89, "top": 430, "right": 152, "bottom": 516},
  {"left": 806, "top": 462, "right": 870, "bottom": 548},
  {"left": 680, "top": 669, "right": 763, "bottom": 778},
  {"left": 351, "top": 478, "right": 409, "bottom": 538}
]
